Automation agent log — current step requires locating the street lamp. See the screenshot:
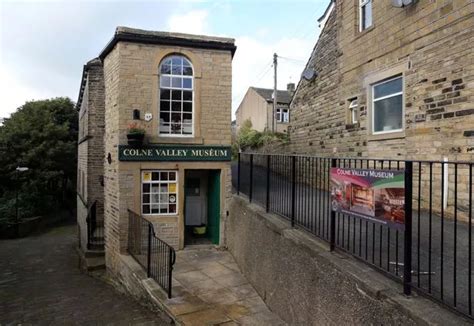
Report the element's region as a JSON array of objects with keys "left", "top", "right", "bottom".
[{"left": 15, "top": 166, "right": 29, "bottom": 237}]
